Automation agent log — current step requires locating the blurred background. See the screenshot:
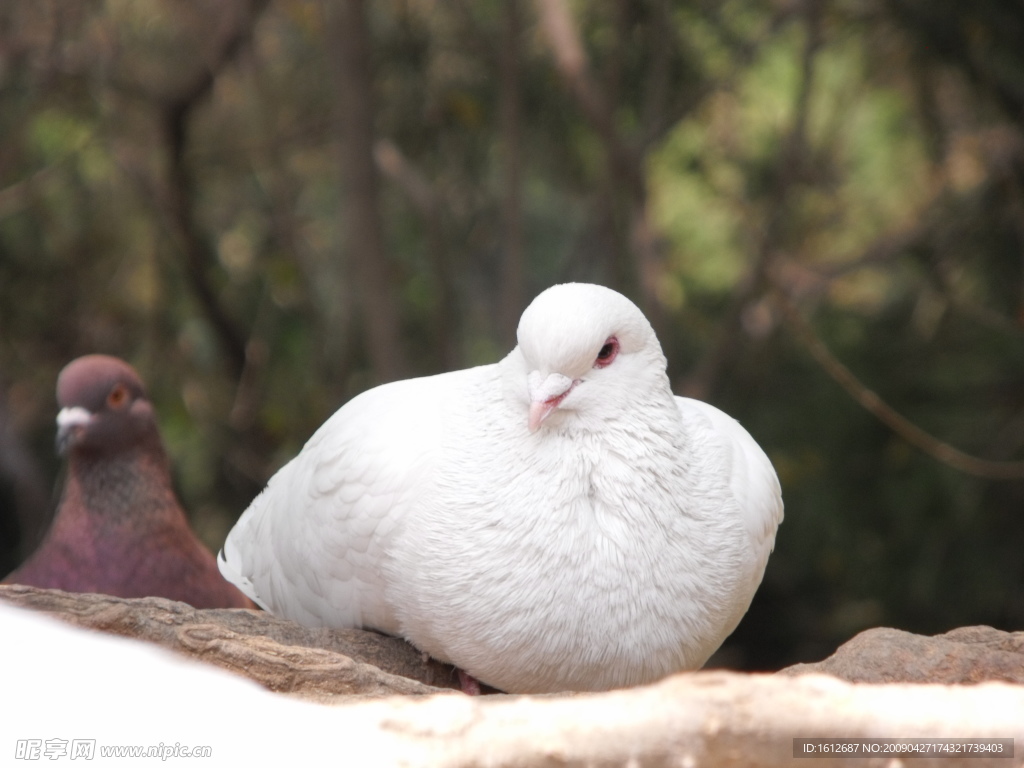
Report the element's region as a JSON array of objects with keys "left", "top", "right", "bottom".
[{"left": 1, "top": 0, "right": 1023, "bottom": 670}]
